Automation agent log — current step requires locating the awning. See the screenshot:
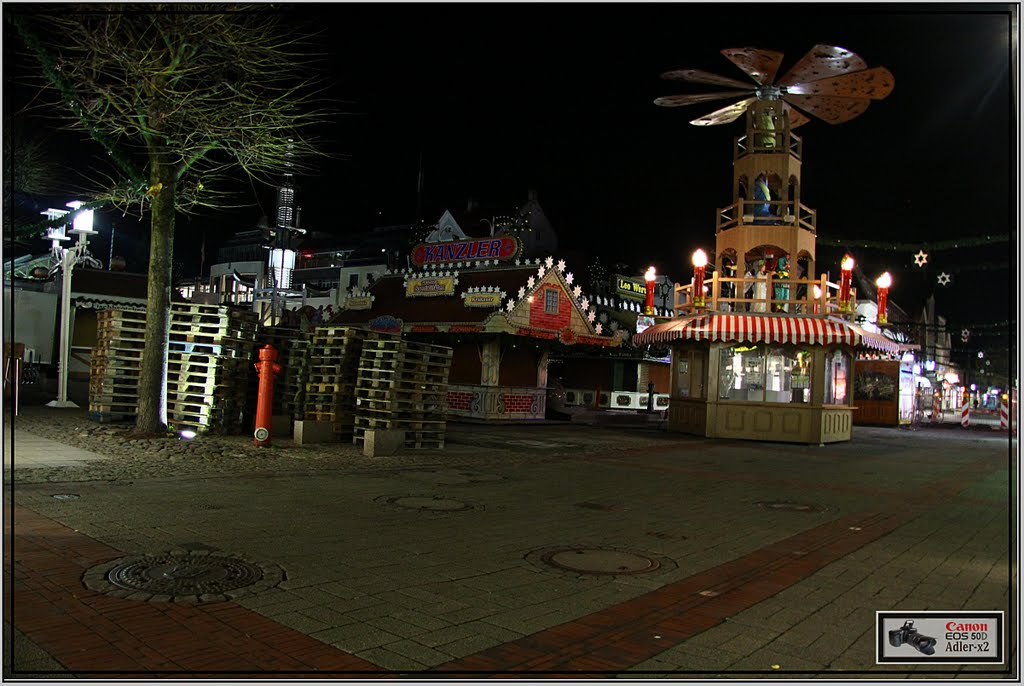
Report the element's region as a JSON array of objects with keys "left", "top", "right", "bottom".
[
  {"left": 71, "top": 294, "right": 147, "bottom": 312},
  {"left": 633, "top": 313, "right": 910, "bottom": 354}
]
